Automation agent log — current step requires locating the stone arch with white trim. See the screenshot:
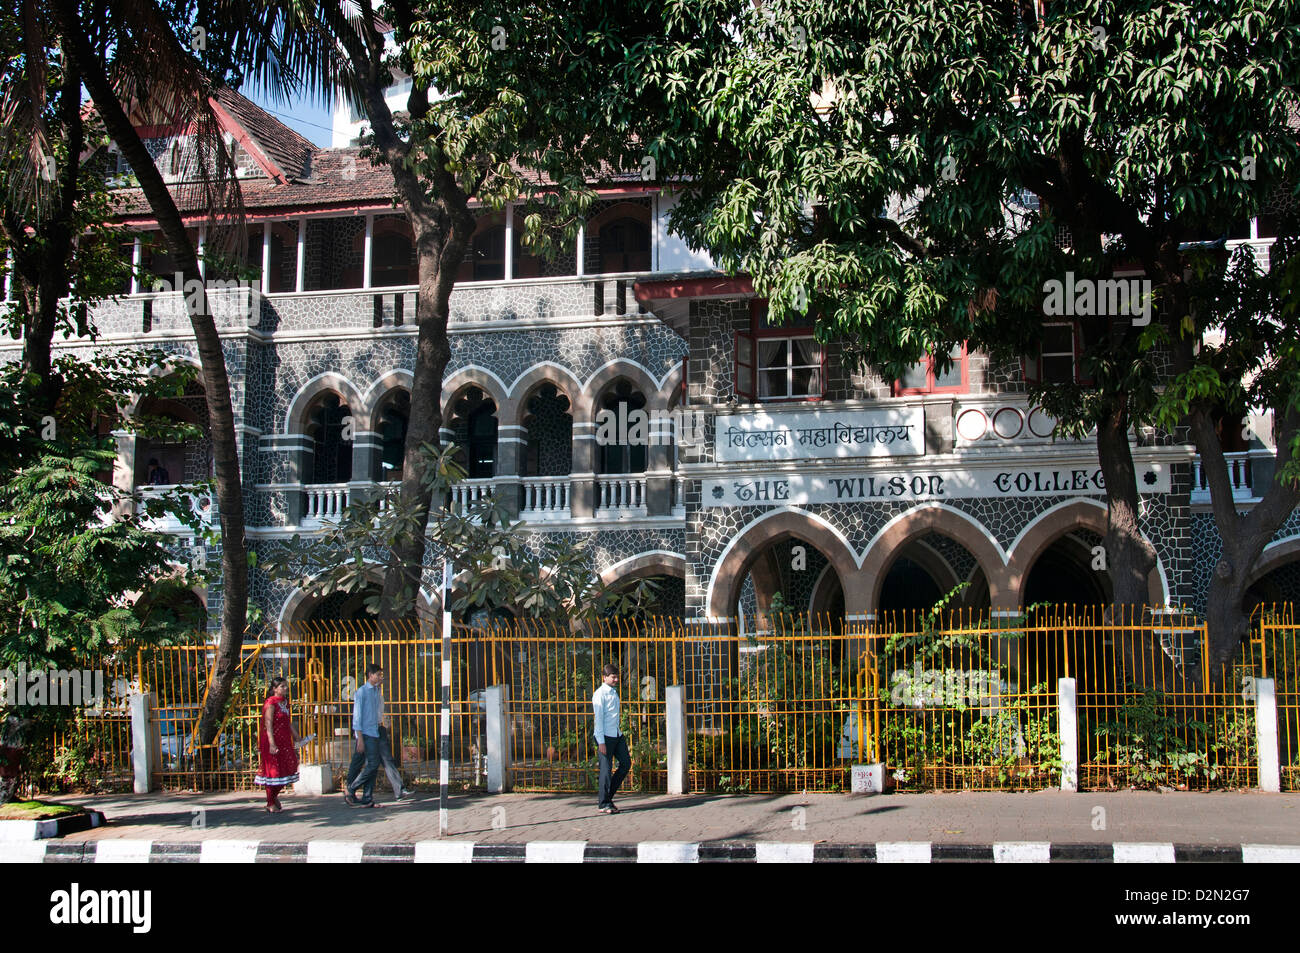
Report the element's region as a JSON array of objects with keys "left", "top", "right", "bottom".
[
  {"left": 859, "top": 504, "right": 1010, "bottom": 612},
  {"left": 707, "top": 509, "right": 866, "bottom": 616},
  {"left": 1006, "top": 499, "right": 1166, "bottom": 607}
]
